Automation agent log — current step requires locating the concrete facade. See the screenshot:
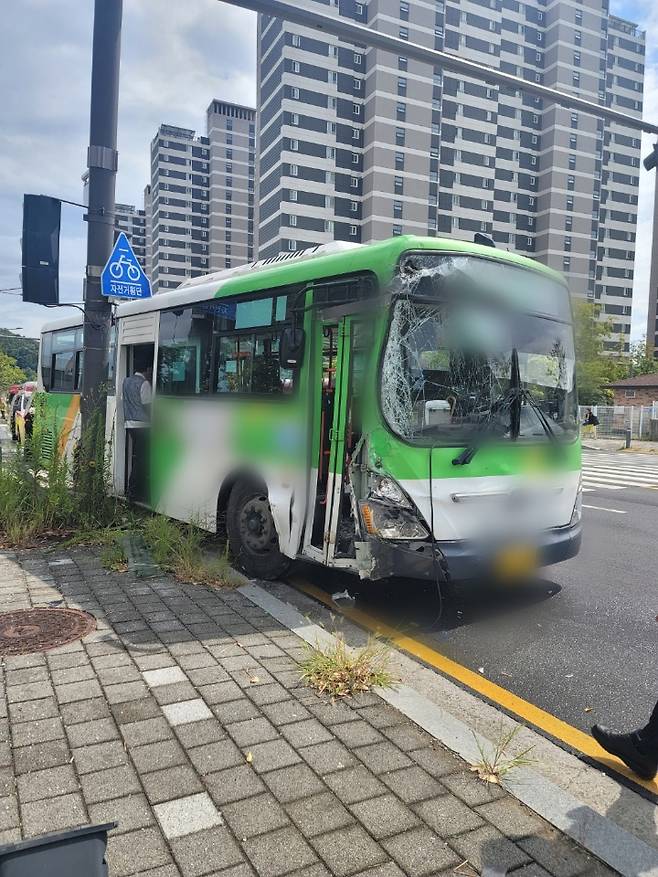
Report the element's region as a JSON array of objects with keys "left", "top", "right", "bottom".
[{"left": 257, "top": 0, "right": 645, "bottom": 352}]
